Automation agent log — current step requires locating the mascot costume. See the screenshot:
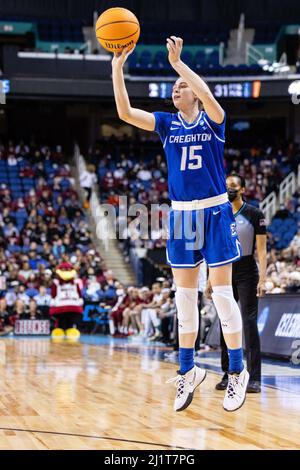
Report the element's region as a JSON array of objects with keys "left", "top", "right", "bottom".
[{"left": 50, "top": 262, "right": 83, "bottom": 340}]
